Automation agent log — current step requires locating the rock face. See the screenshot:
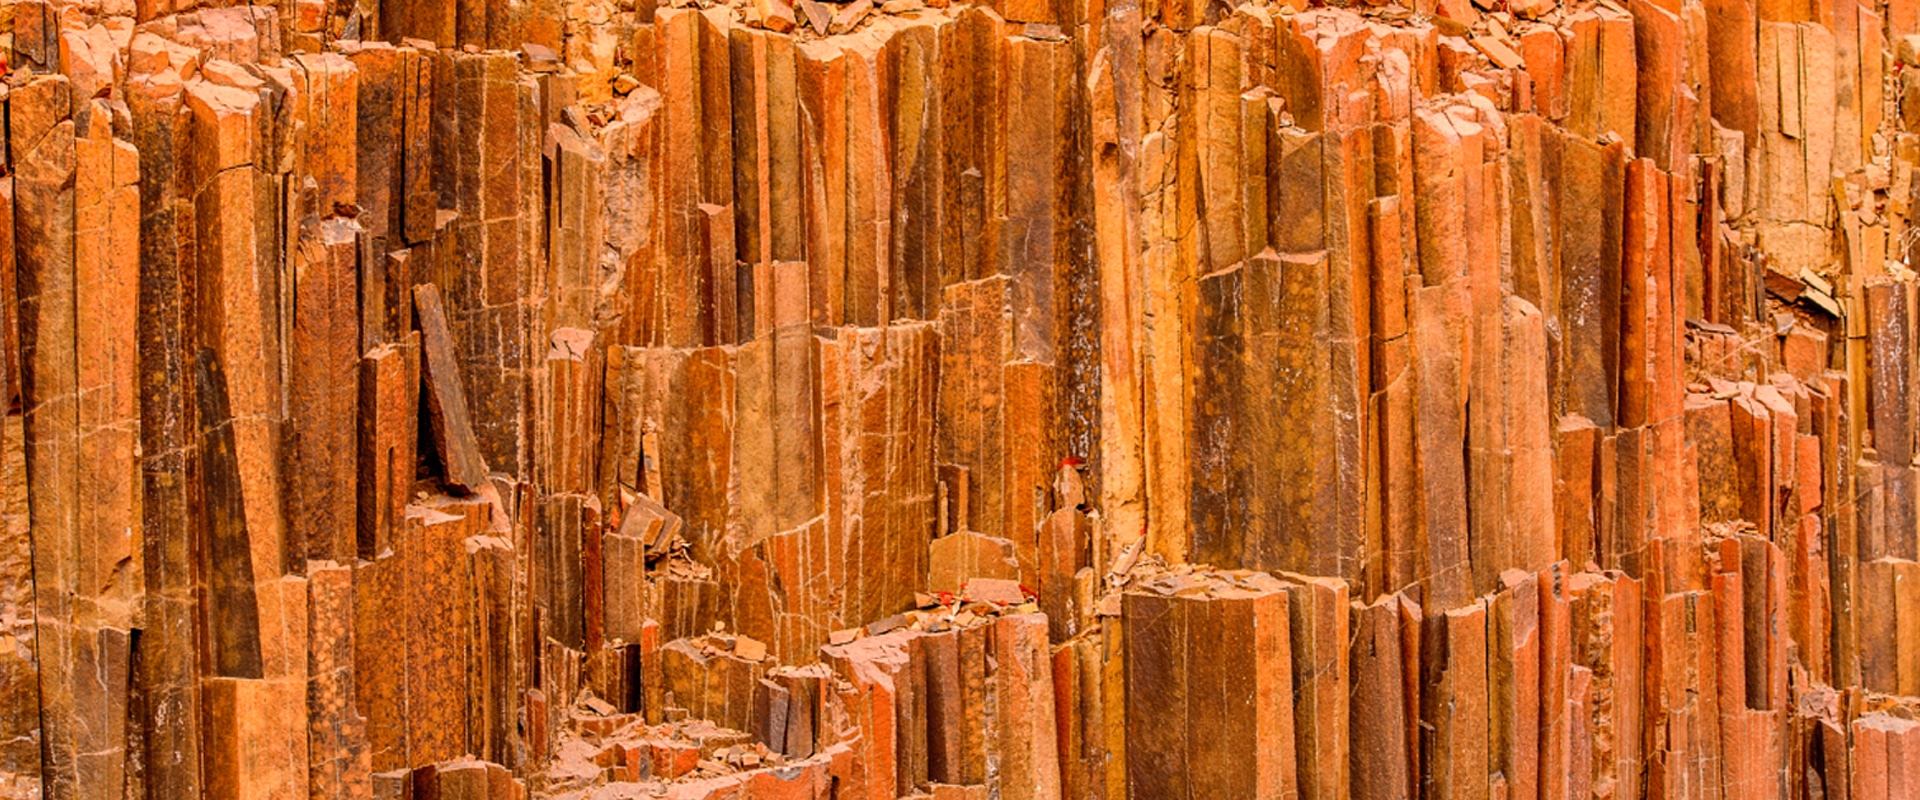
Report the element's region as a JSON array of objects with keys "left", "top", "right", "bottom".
[{"left": 0, "top": 0, "right": 1918, "bottom": 797}]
